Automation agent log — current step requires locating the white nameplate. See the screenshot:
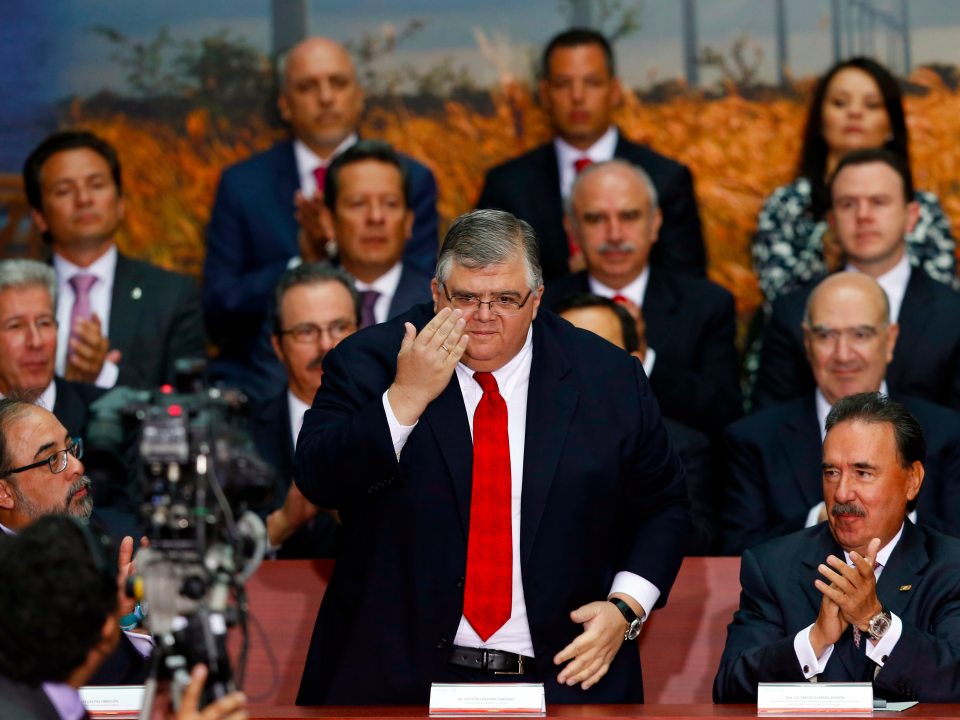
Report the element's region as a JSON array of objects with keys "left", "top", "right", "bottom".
[
  {"left": 429, "top": 683, "right": 545, "bottom": 714},
  {"left": 758, "top": 682, "right": 873, "bottom": 714},
  {"left": 79, "top": 685, "right": 145, "bottom": 717}
]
